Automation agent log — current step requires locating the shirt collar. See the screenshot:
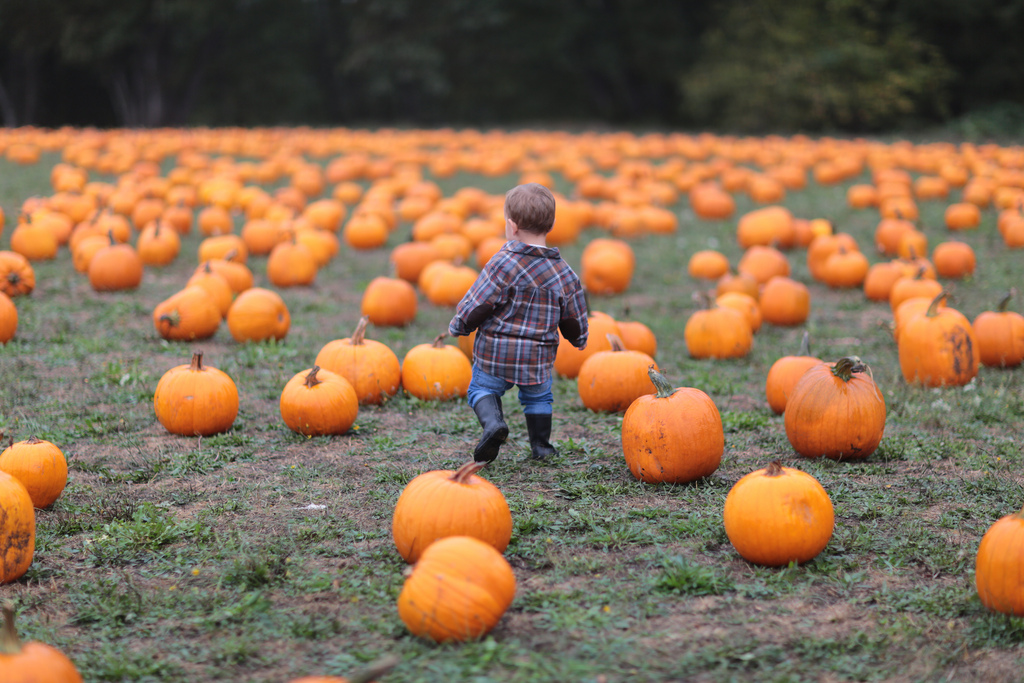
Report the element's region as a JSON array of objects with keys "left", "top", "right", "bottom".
[{"left": 505, "top": 240, "right": 560, "bottom": 259}]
